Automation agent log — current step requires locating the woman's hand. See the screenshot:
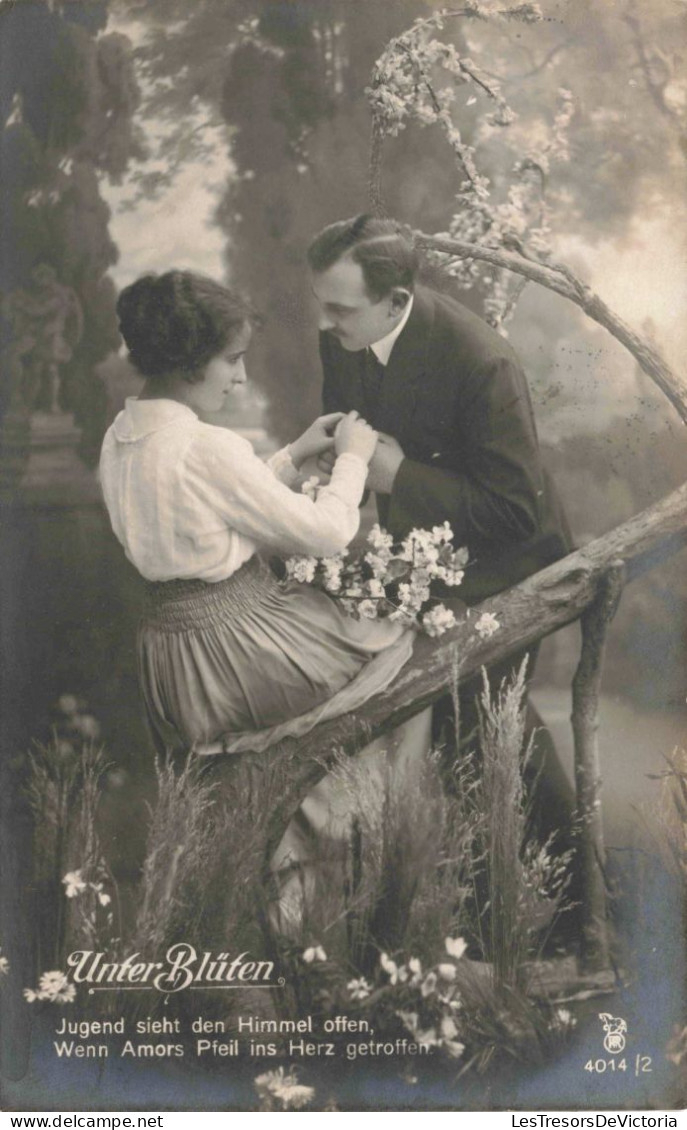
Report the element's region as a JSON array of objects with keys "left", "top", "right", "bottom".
[
  {"left": 334, "top": 411, "right": 378, "bottom": 465},
  {"left": 289, "top": 412, "right": 344, "bottom": 468}
]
